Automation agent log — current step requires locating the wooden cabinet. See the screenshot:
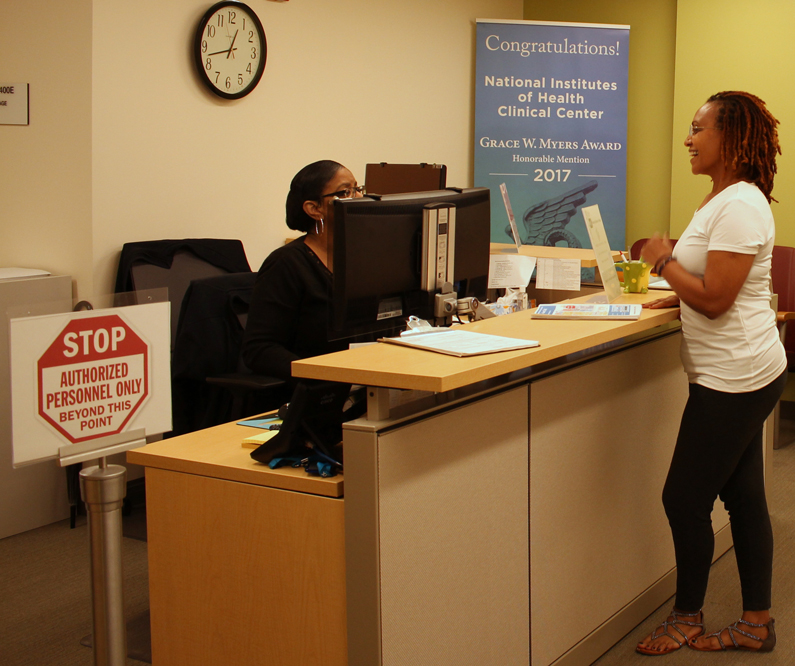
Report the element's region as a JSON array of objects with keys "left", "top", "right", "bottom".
[{"left": 128, "top": 422, "right": 346, "bottom": 666}]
